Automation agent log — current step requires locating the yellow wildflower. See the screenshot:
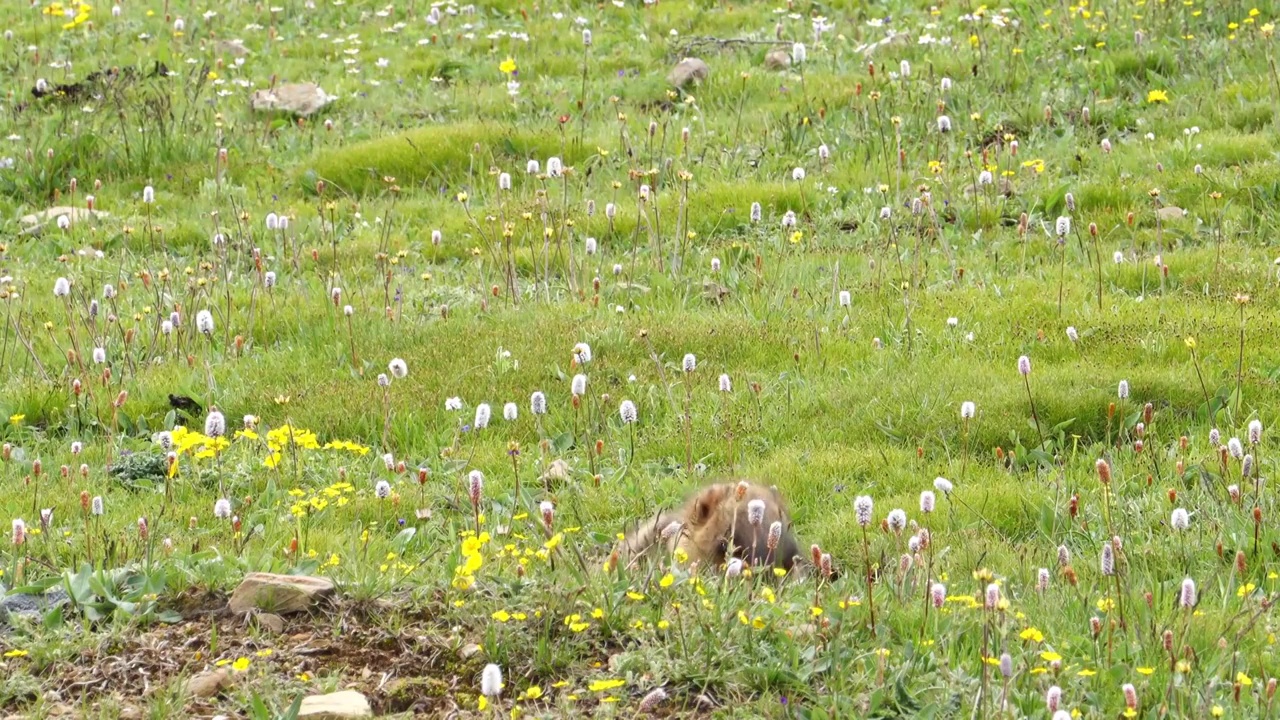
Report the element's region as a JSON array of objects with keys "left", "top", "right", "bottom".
[{"left": 588, "top": 679, "right": 625, "bottom": 692}]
